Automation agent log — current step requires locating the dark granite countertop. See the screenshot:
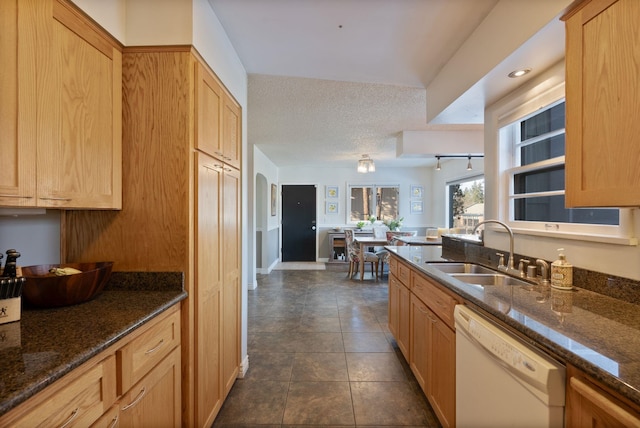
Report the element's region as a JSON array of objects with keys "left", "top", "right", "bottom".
[
  {"left": 388, "top": 245, "right": 640, "bottom": 406},
  {"left": 0, "top": 272, "right": 187, "bottom": 416}
]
